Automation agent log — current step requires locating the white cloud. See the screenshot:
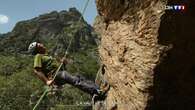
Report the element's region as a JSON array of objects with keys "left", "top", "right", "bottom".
[{"left": 0, "top": 14, "right": 9, "bottom": 24}]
